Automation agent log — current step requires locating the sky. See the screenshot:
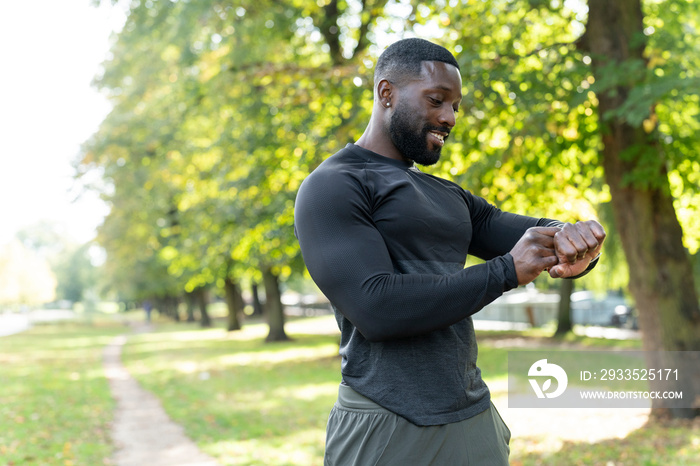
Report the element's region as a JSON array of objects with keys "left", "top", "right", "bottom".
[{"left": 0, "top": 0, "right": 126, "bottom": 245}]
